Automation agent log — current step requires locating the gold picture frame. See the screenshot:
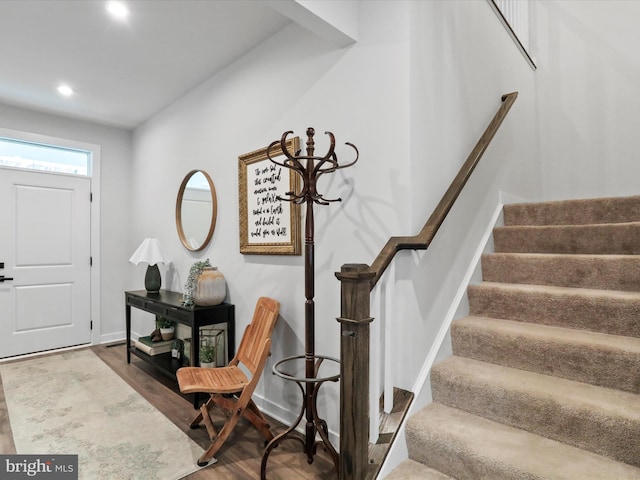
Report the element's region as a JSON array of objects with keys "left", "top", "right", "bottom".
[{"left": 238, "top": 137, "right": 301, "bottom": 255}]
